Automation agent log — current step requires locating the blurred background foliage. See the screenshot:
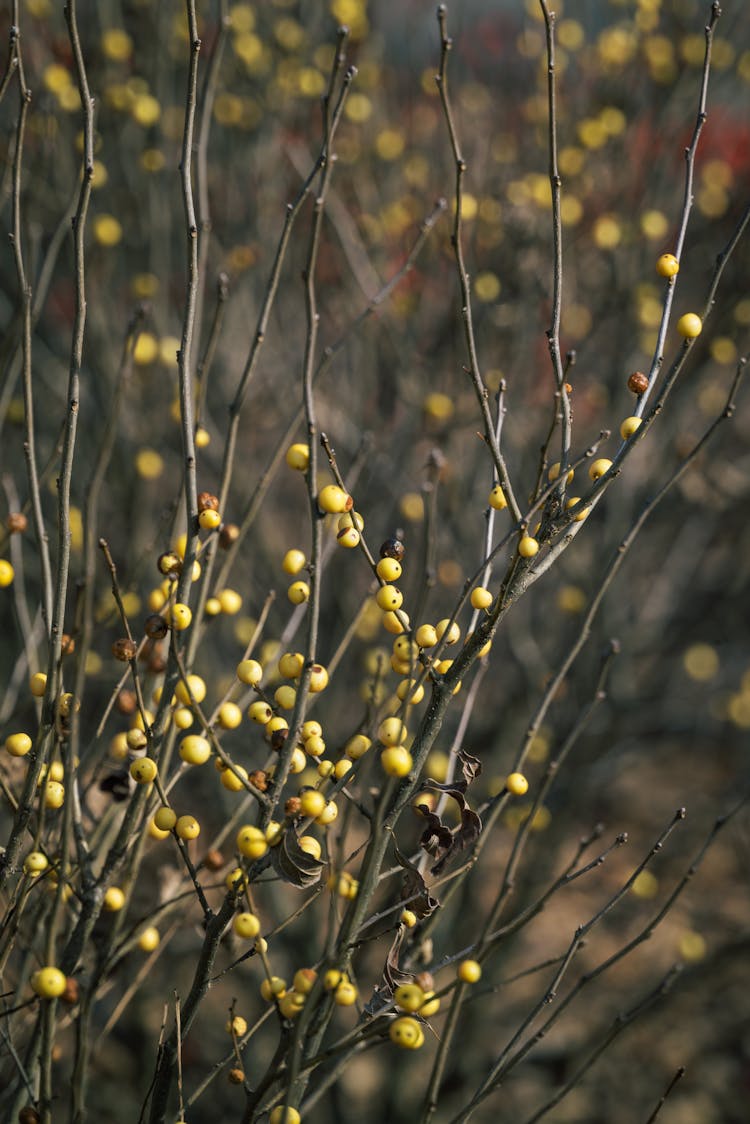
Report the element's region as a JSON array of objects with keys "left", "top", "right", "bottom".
[{"left": 1, "top": 0, "right": 749, "bottom": 1121}]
